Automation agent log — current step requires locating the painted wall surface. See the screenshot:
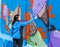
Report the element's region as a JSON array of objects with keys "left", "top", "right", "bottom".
[{"left": 0, "top": 0, "right": 60, "bottom": 47}]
